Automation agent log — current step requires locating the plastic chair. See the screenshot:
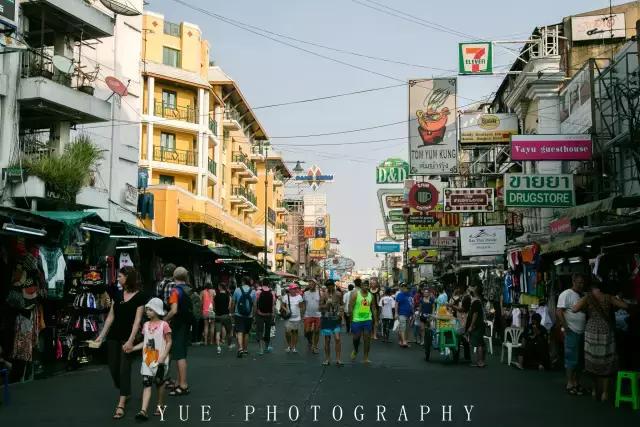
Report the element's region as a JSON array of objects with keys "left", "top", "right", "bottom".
[
  {"left": 615, "top": 371, "right": 639, "bottom": 410},
  {"left": 483, "top": 320, "right": 494, "bottom": 355},
  {"left": 0, "top": 368, "right": 9, "bottom": 405},
  {"left": 500, "top": 327, "right": 523, "bottom": 366}
]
